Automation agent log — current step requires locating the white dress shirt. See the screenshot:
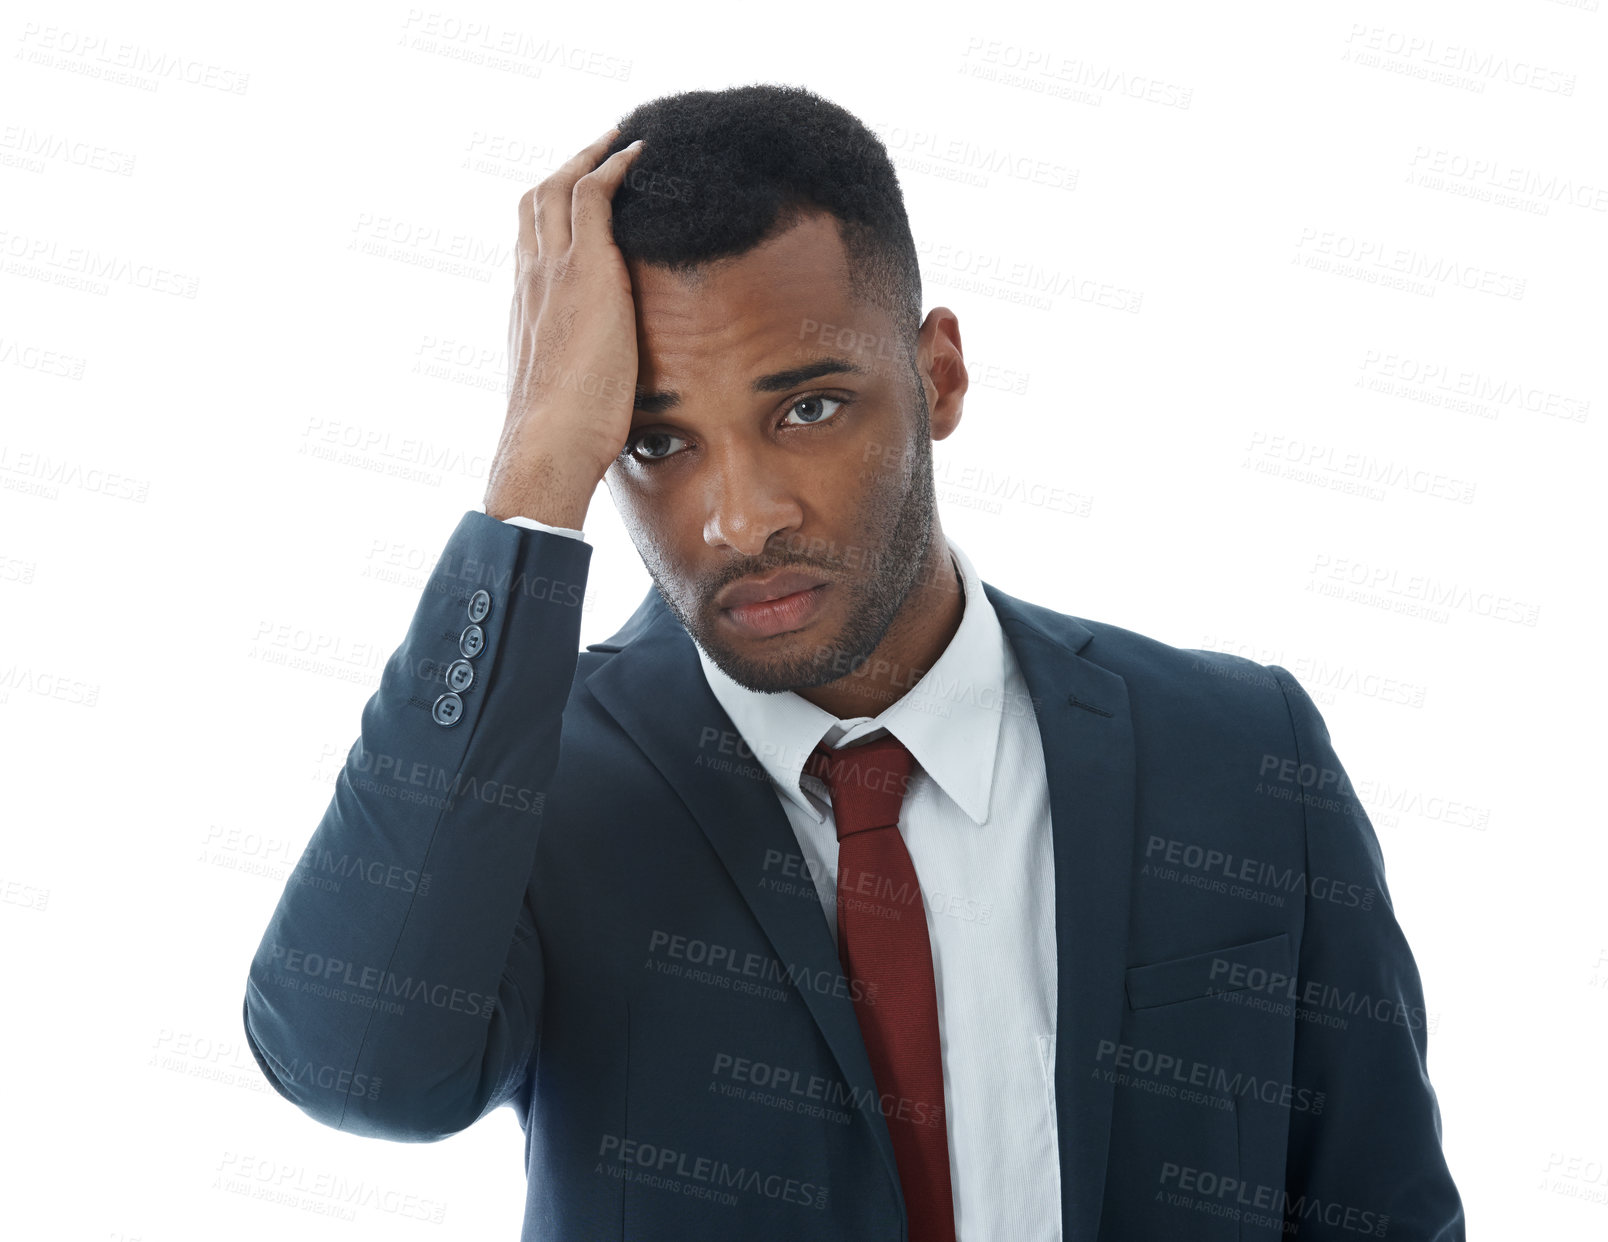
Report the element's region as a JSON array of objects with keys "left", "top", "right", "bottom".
[{"left": 495, "top": 510, "right": 1063, "bottom": 1240}]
